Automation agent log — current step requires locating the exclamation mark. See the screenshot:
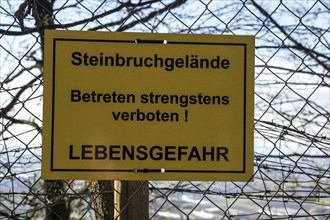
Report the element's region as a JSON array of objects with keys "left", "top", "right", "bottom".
[{"left": 185, "top": 110, "right": 188, "bottom": 122}]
